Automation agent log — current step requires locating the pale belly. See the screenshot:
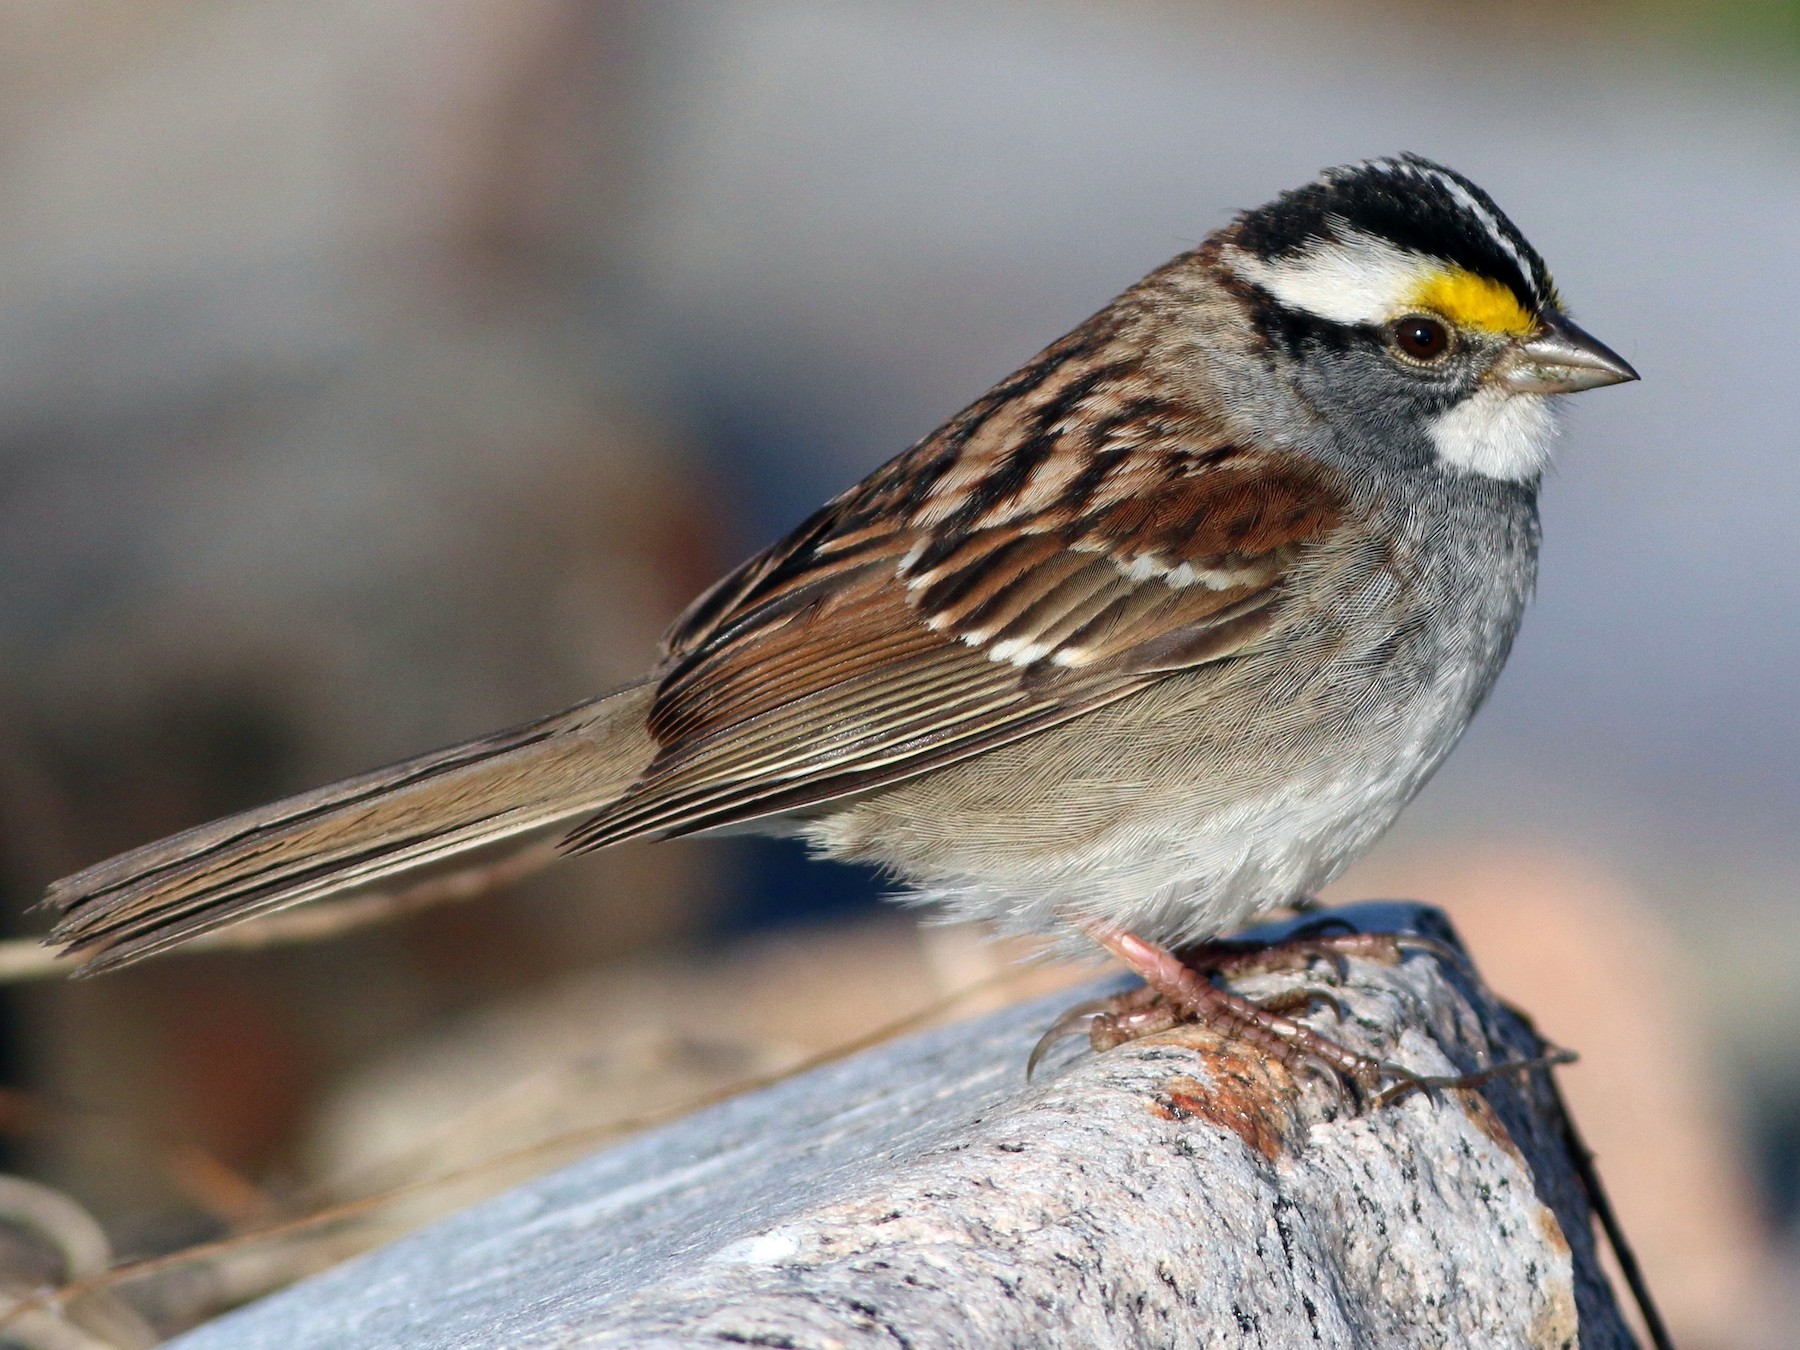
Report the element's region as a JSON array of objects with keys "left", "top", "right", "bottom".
[
  {"left": 803, "top": 659, "right": 1484, "bottom": 949},
  {"left": 800, "top": 502, "right": 1533, "bottom": 949}
]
